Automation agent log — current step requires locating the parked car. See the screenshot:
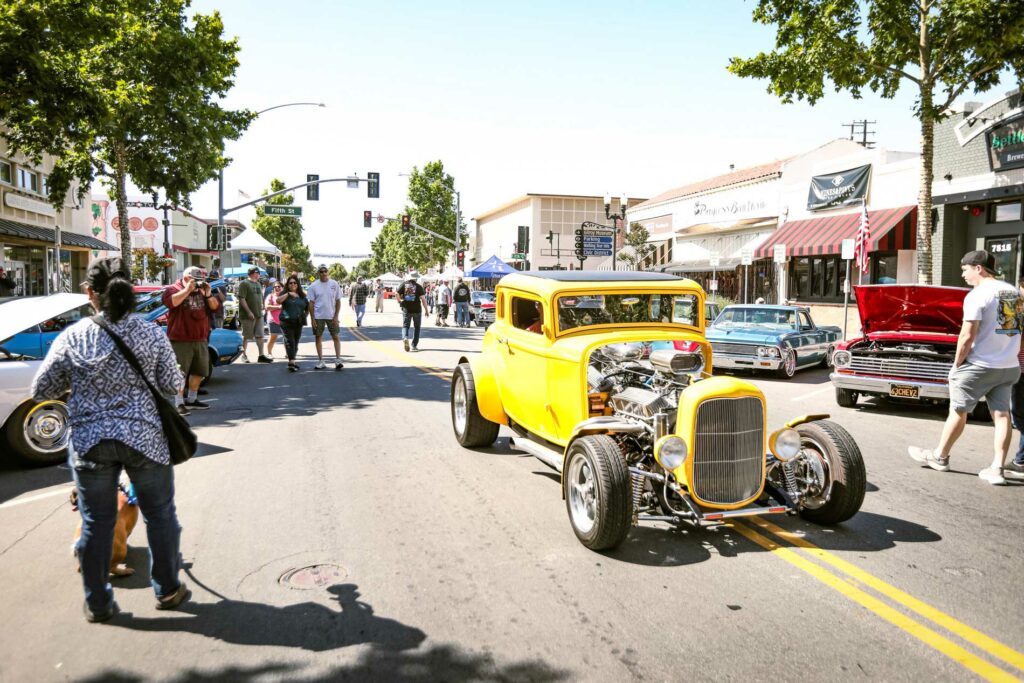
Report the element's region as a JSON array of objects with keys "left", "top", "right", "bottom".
[
  {"left": 705, "top": 301, "right": 721, "bottom": 325},
  {"left": 0, "top": 293, "right": 88, "bottom": 464},
  {"left": 449, "top": 271, "right": 865, "bottom": 551},
  {"left": 829, "top": 285, "right": 986, "bottom": 416},
  {"left": 470, "top": 291, "right": 496, "bottom": 327},
  {"left": 706, "top": 304, "right": 842, "bottom": 379}
]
